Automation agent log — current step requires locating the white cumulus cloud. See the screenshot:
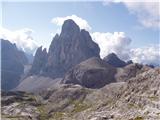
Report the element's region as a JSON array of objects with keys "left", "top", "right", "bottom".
[
  {"left": 104, "top": 0, "right": 160, "bottom": 29},
  {"left": 91, "top": 32, "right": 131, "bottom": 60},
  {"left": 0, "top": 27, "right": 38, "bottom": 54},
  {"left": 51, "top": 15, "right": 159, "bottom": 65},
  {"left": 91, "top": 31, "right": 160, "bottom": 66},
  {"left": 51, "top": 15, "right": 92, "bottom": 31},
  {"left": 130, "top": 45, "right": 160, "bottom": 65}
]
